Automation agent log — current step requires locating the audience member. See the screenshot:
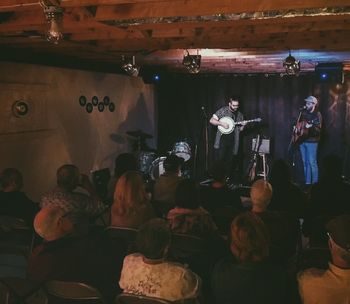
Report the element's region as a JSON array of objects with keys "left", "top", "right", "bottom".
[
  {"left": 40, "top": 164, "right": 105, "bottom": 219},
  {"left": 0, "top": 168, "right": 39, "bottom": 226},
  {"left": 107, "top": 153, "right": 139, "bottom": 204},
  {"left": 153, "top": 154, "right": 183, "bottom": 212},
  {"left": 111, "top": 171, "right": 155, "bottom": 228},
  {"left": 298, "top": 215, "right": 350, "bottom": 303},
  {"left": 28, "top": 205, "right": 126, "bottom": 302},
  {"left": 119, "top": 218, "right": 201, "bottom": 302},
  {"left": 167, "top": 179, "right": 218, "bottom": 239},
  {"left": 268, "top": 159, "right": 306, "bottom": 219},
  {"left": 211, "top": 212, "right": 288, "bottom": 304},
  {"left": 250, "top": 179, "right": 300, "bottom": 261}
]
